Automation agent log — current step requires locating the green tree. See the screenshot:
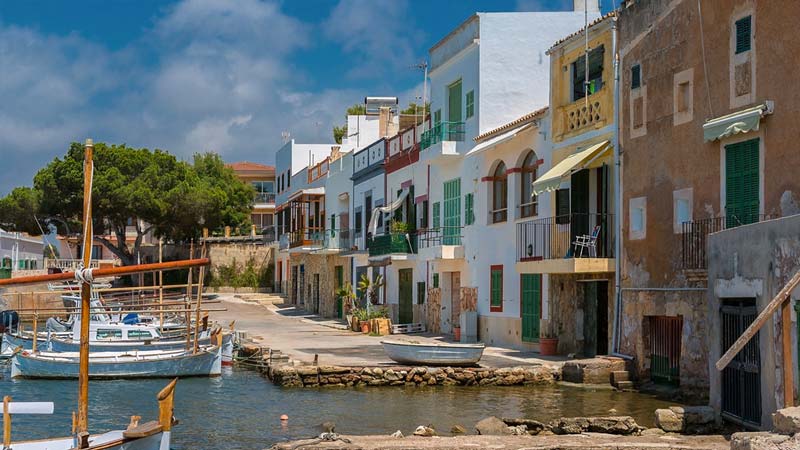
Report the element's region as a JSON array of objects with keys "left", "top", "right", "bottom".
[
  {"left": 0, "top": 142, "right": 254, "bottom": 266},
  {"left": 0, "top": 187, "right": 41, "bottom": 232},
  {"left": 400, "top": 102, "right": 430, "bottom": 117},
  {"left": 332, "top": 103, "right": 367, "bottom": 144}
]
